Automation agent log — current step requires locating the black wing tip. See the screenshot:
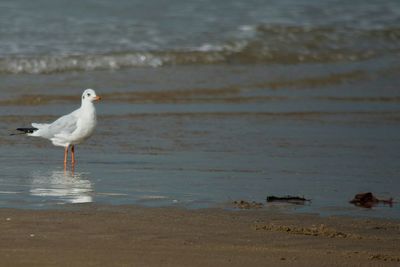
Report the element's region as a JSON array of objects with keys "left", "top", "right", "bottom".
[{"left": 15, "top": 127, "right": 38, "bottom": 134}]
